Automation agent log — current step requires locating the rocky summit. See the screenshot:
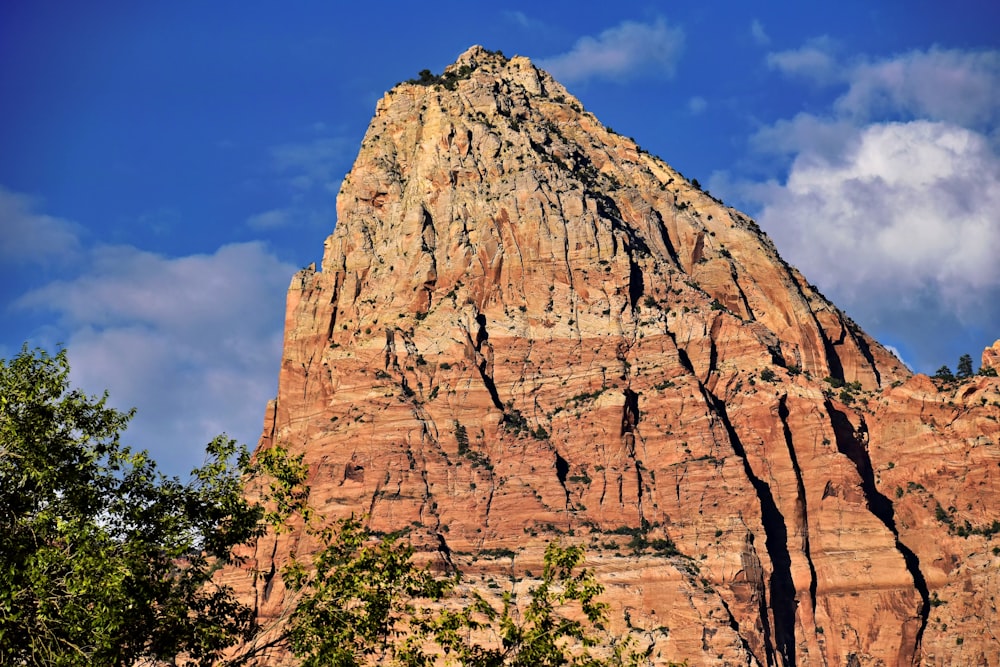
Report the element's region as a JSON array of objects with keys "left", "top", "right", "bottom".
[{"left": 239, "top": 47, "right": 1000, "bottom": 665}]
